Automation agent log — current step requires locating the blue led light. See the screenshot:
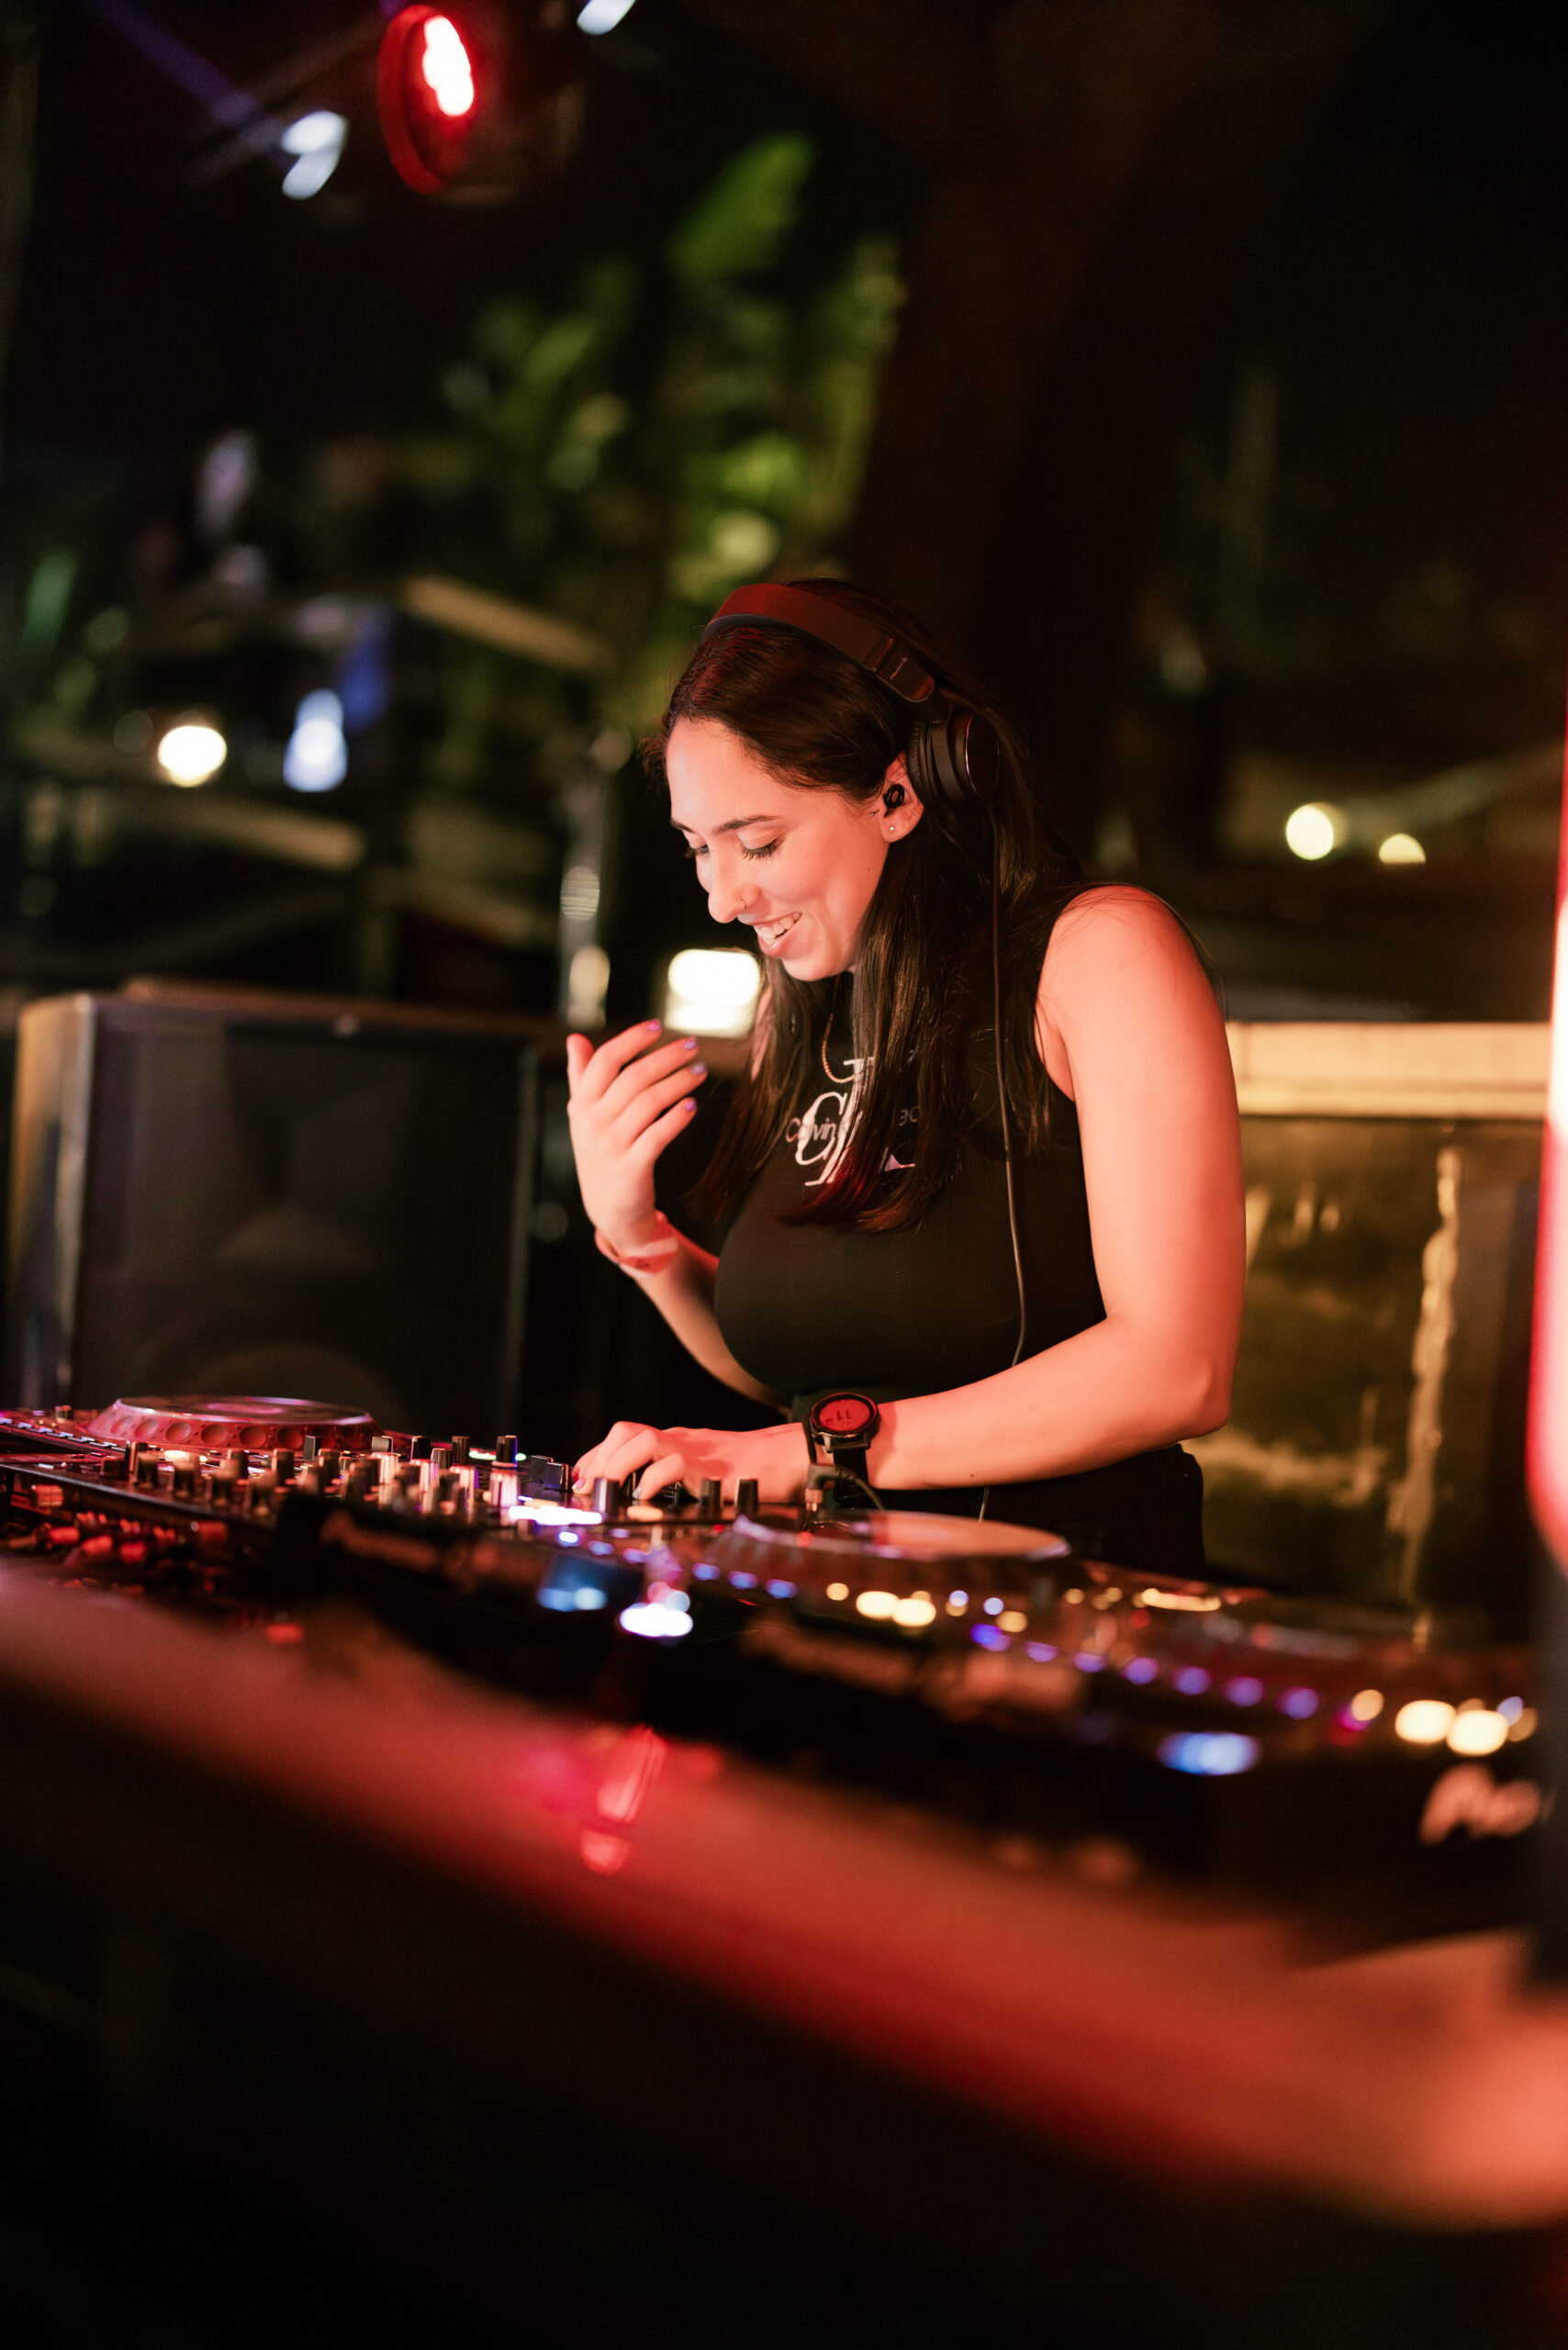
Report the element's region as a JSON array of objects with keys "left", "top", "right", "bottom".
[
  {"left": 971, "top": 1624, "right": 1009, "bottom": 1651},
  {"left": 1173, "top": 1666, "right": 1211, "bottom": 1696},
  {"left": 730, "top": 1571, "right": 757, "bottom": 1590},
  {"left": 556, "top": 1530, "right": 579, "bottom": 1547},
  {"left": 766, "top": 1579, "right": 797, "bottom": 1598},
  {"left": 983, "top": 1596, "right": 1004, "bottom": 1616},
  {"left": 1075, "top": 1651, "right": 1105, "bottom": 1673},
  {"left": 538, "top": 1581, "right": 608, "bottom": 1614},
  {"left": 1278, "top": 1685, "right": 1318, "bottom": 1720},
  {"left": 1158, "top": 1731, "right": 1260, "bottom": 1776},
  {"left": 1225, "top": 1675, "right": 1263, "bottom": 1707},
  {"left": 1025, "top": 1642, "right": 1058, "bottom": 1663},
  {"left": 694, "top": 1562, "right": 719, "bottom": 1580},
  {"left": 1123, "top": 1656, "right": 1158, "bottom": 1684}
]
